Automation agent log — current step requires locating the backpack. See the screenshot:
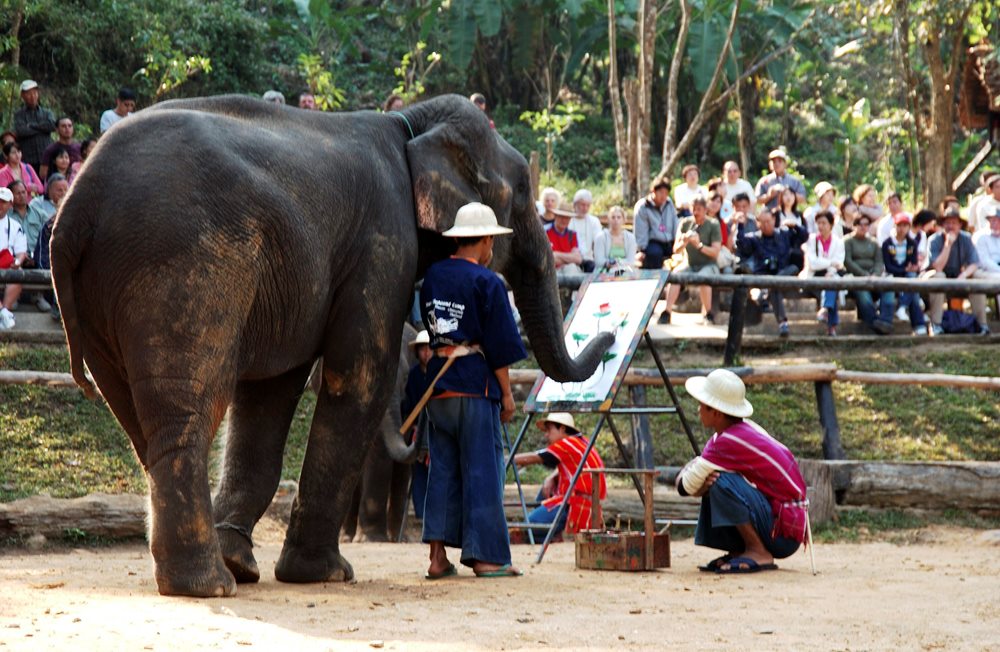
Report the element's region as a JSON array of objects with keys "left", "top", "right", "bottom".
[{"left": 940, "top": 309, "right": 979, "bottom": 334}]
